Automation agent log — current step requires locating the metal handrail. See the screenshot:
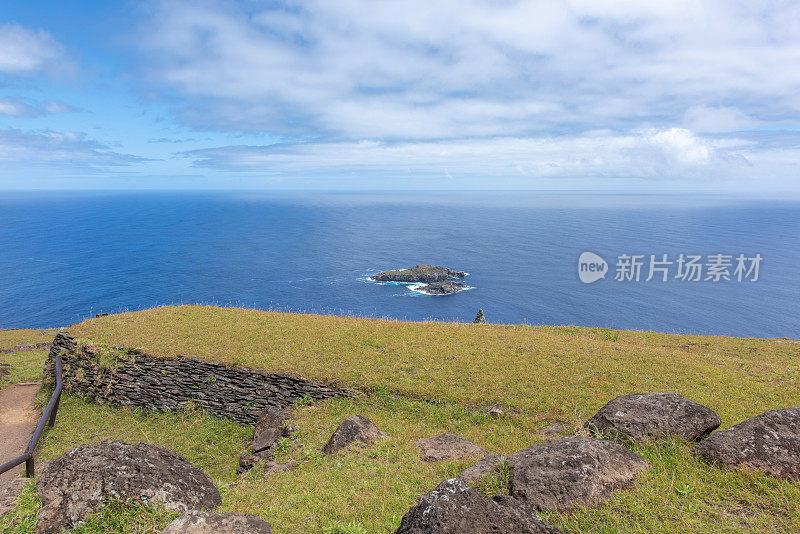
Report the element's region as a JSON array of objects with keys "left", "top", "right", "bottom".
[{"left": 0, "top": 351, "right": 63, "bottom": 477}]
